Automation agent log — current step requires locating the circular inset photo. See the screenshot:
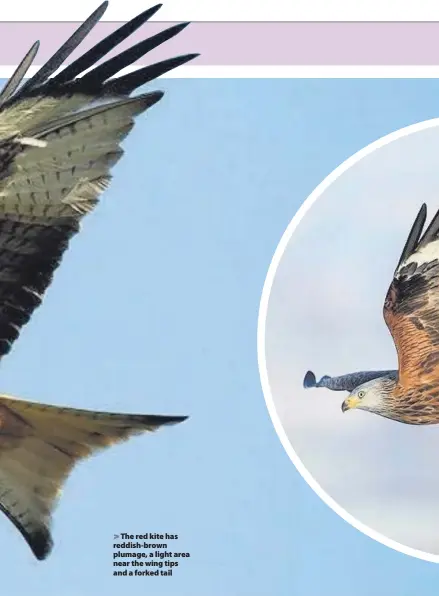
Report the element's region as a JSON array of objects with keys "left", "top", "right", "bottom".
[{"left": 258, "top": 118, "right": 439, "bottom": 563}]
